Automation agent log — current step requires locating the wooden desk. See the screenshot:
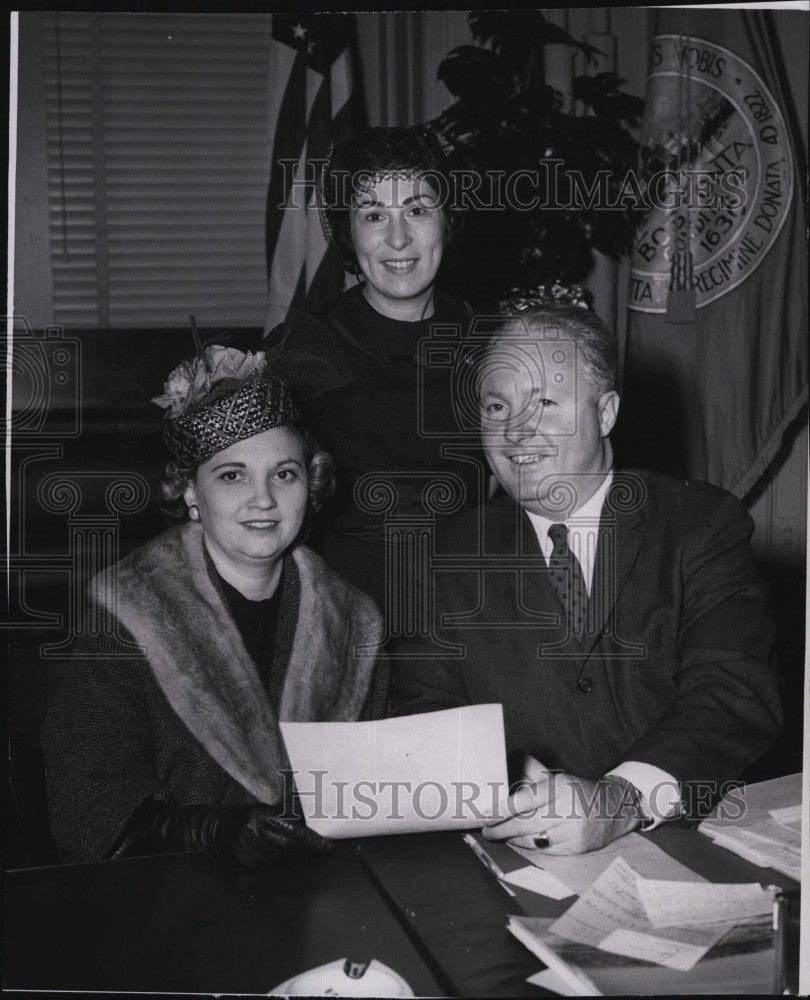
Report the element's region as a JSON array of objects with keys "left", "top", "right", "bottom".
[{"left": 3, "top": 826, "right": 800, "bottom": 997}]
